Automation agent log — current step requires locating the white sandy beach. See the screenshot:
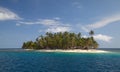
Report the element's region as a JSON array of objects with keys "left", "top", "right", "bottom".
[{"left": 32, "top": 49, "right": 109, "bottom": 53}]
